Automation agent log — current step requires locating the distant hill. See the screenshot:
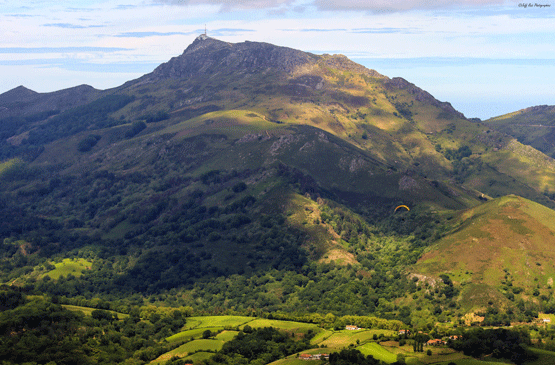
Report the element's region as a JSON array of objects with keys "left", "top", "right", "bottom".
[
  {"left": 485, "top": 105, "right": 555, "bottom": 158},
  {"left": 0, "top": 84, "right": 100, "bottom": 118}
]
